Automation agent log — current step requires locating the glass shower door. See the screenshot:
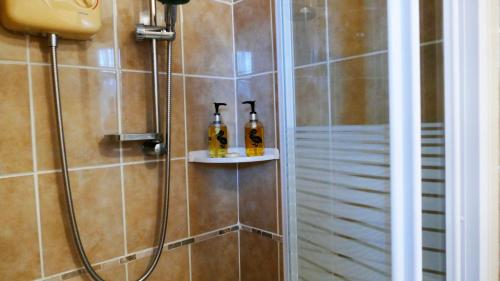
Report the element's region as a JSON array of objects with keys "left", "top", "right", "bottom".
[
  {"left": 288, "top": 0, "right": 391, "bottom": 279},
  {"left": 277, "top": 0, "right": 445, "bottom": 280}
]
